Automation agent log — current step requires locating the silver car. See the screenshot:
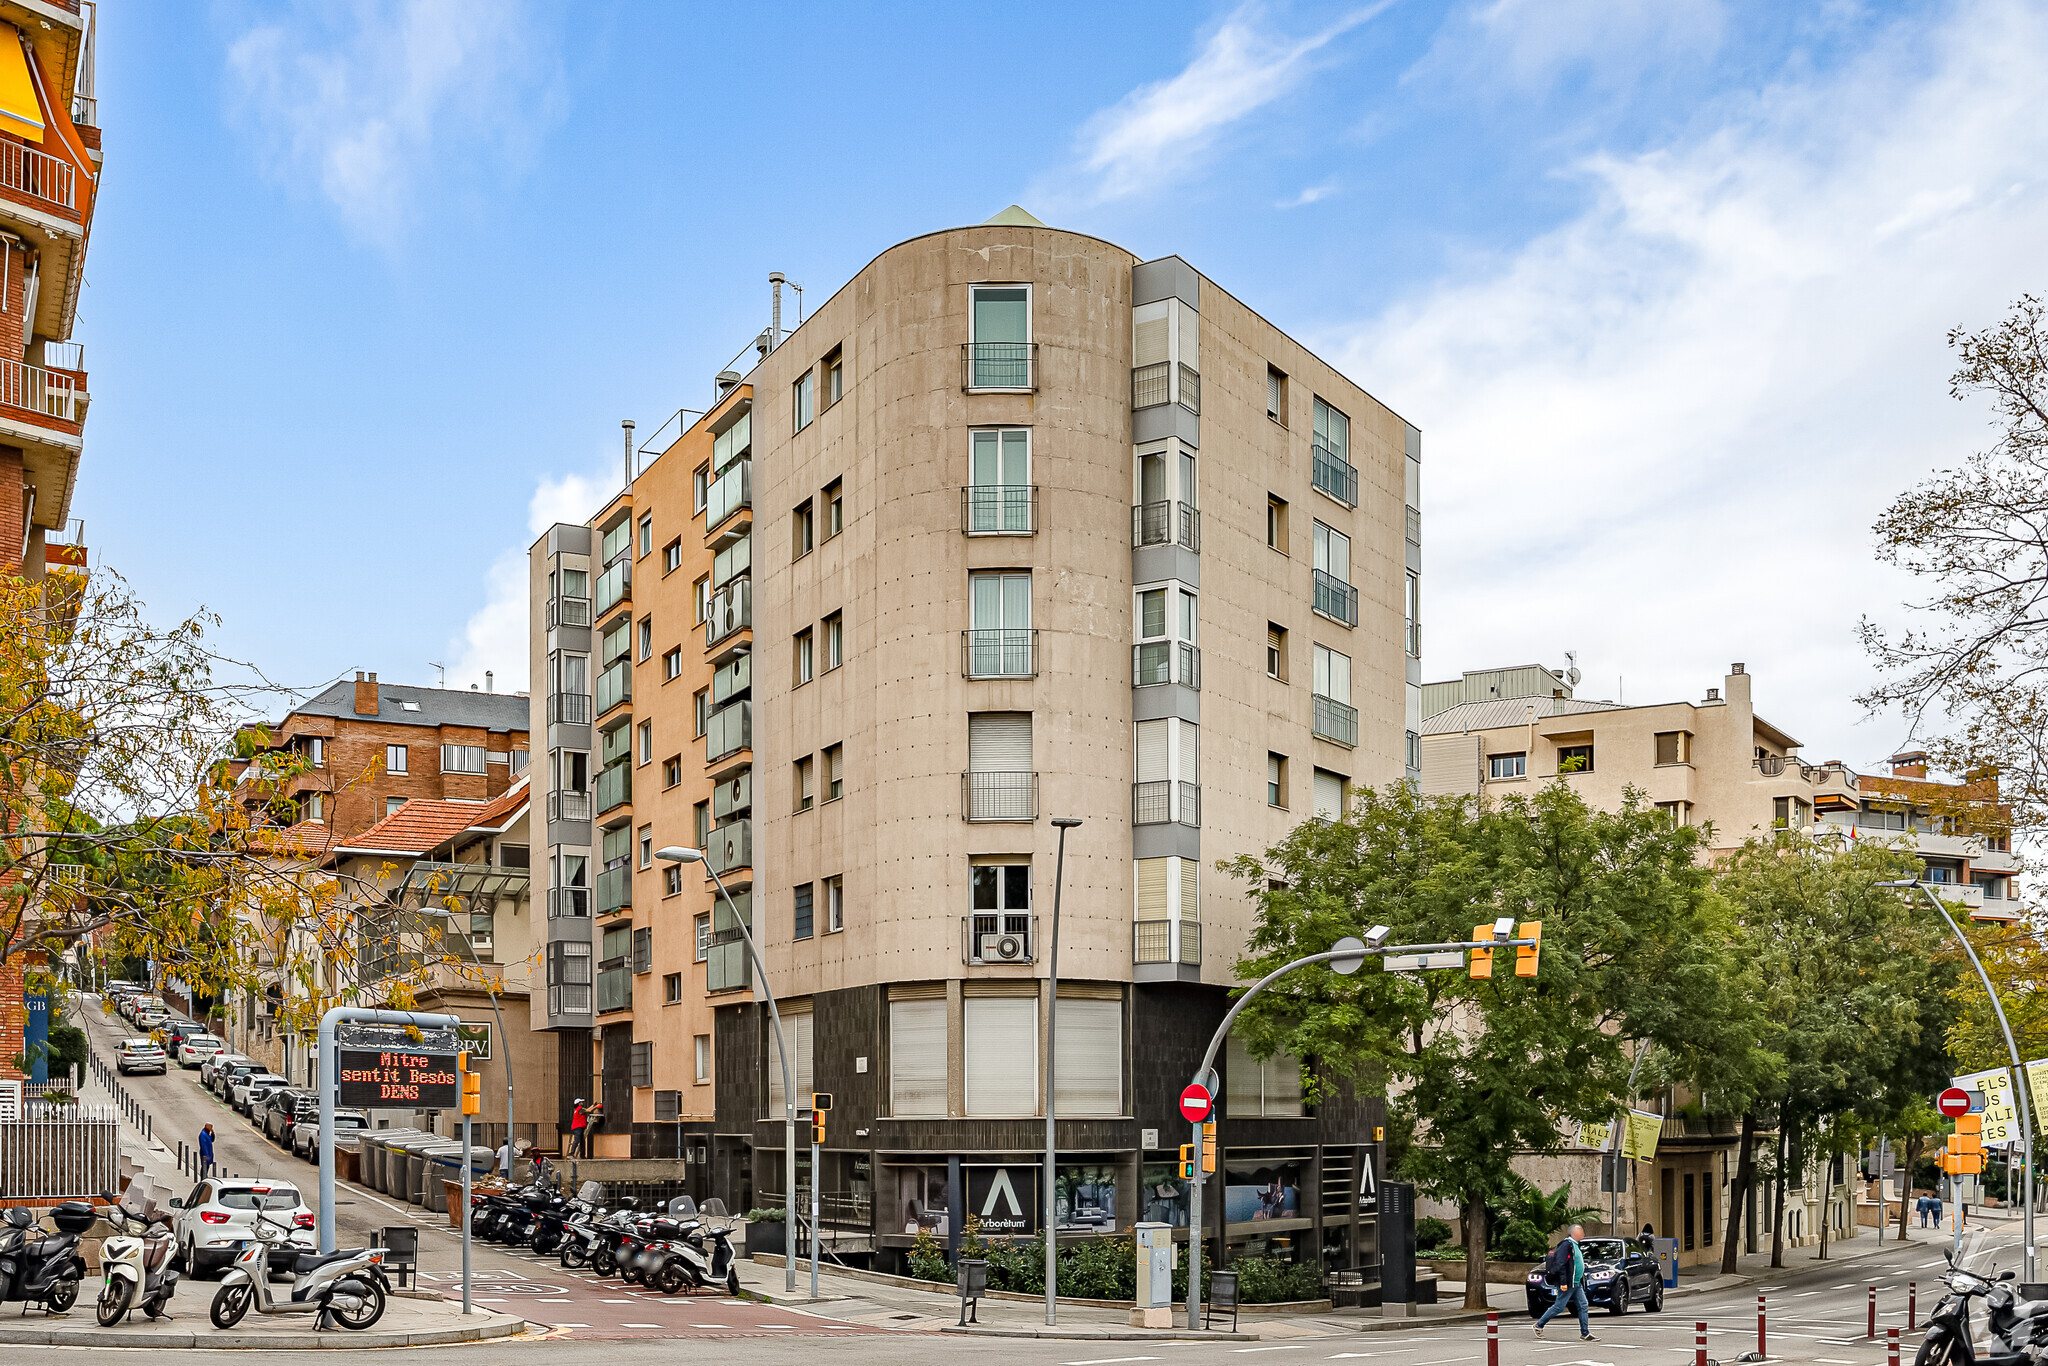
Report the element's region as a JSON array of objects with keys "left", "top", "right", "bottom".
[{"left": 115, "top": 1037, "right": 168, "bottom": 1076}]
